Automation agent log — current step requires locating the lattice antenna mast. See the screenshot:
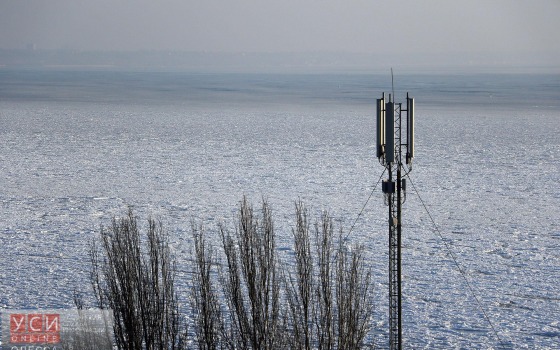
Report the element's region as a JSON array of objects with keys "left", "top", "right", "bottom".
[{"left": 376, "top": 73, "right": 415, "bottom": 350}]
